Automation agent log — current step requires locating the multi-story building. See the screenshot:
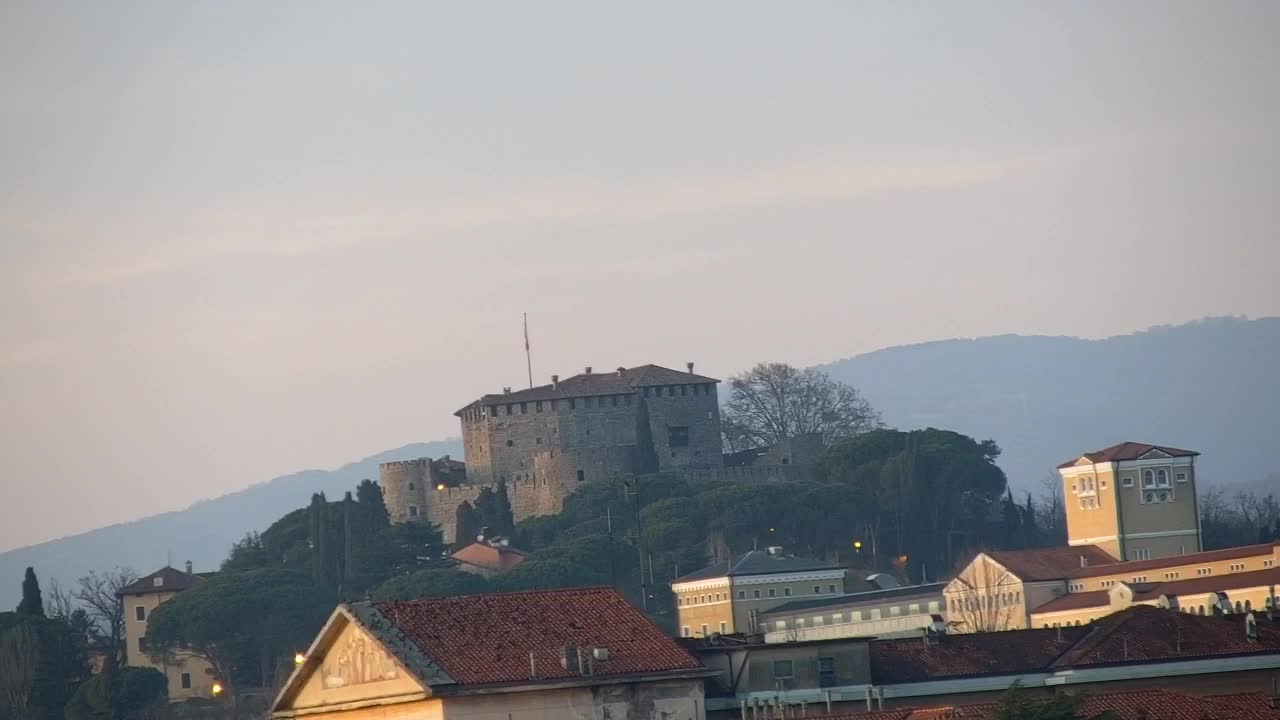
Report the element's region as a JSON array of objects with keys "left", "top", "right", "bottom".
[
  {"left": 671, "top": 548, "right": 847, "bottom": 637},
  {"left": 1058, "top": 441, "right": 1201, "bottom": 561},
  {"left": 118, "top": 564, "right": 217, "bottom": 701},
  {"left": 760, "top": 582, "right": 947, "bottom": 642}
]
